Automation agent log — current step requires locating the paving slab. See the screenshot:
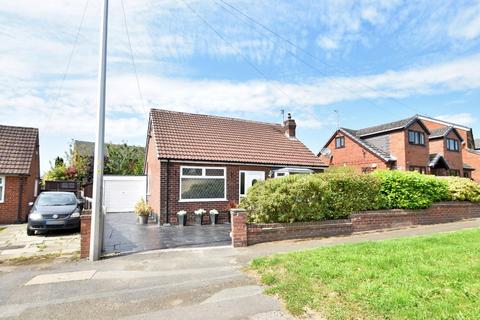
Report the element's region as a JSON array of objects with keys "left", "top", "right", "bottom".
[{"left": 25, "top": 270, "right": 96, "bottom": 286}]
